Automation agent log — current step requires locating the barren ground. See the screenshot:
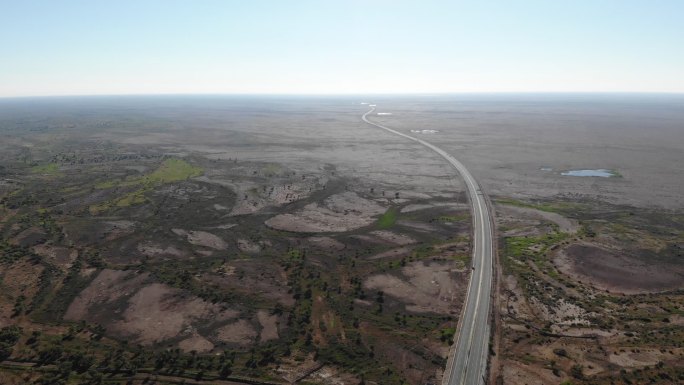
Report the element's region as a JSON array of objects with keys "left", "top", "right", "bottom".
[{"left": 0, "top": 95, "right": 681, "bottom": 385}]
